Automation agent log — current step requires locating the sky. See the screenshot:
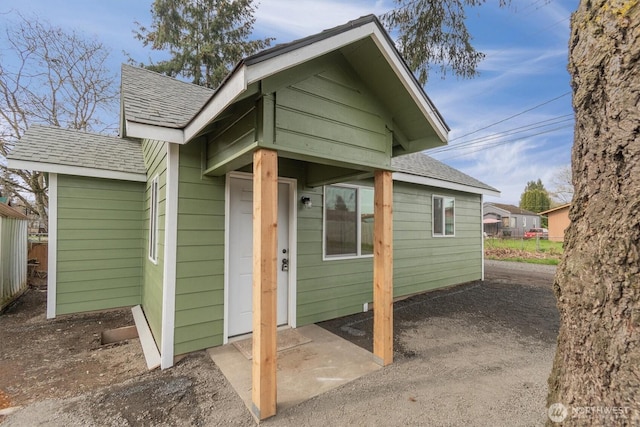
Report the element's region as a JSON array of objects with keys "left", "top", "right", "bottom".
[{"left": 0, "top": 0, "right": 578, "bottom": 205}]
